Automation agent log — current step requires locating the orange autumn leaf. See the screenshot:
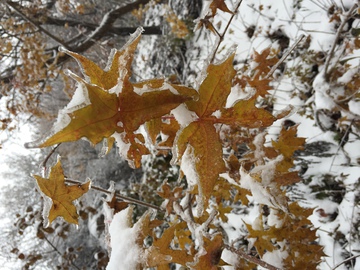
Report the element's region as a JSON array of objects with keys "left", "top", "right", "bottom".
[
  {"left": 172, "top": 54, "right": 236, "bottom": 212},
  {"left": 272, "top": 125, "right": 305, "bottom": 172},
  {"left": 174, "top": 121, "right": 226, "bottom": 211},
  {"left": 157, "top": 181, "right": 183, "bottom": 215},
  {"left": 221, "top": 96, "right": 275, "bottom": 128},
  {"left": 209, "top": 0, "right": 233, "bottom": 15},
  {"left": 146, "top": 222, "right": 193, "bottom": 267},
  {"left": 39, "top": 76, "right": 121, "bottom": 147},
  {"left": 186, "top": 53, "right": 236, "bottom": 118},
  {"left": 188, "top": 233, "right": 224, "bottom": 270},
  {"left": 34, "top": 159, "right": 90, "bottom": 225},
  {"left": 31, "top": 28, "right": 193, "bottom": 167}
]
